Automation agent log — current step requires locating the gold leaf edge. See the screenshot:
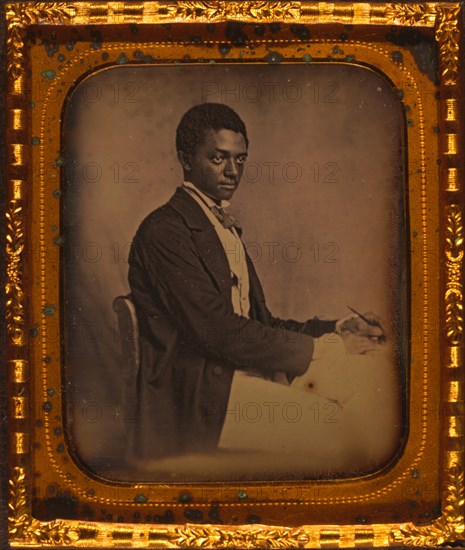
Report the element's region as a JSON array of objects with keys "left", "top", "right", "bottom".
[
  {"left": 3, "top": 2, "right": 462, "bottom": 27},
  {"left": 8, "top": 468, "right": 464, "bottom": 548},
  {"left": 6, "top": 1, "right": 464, "bottom": 548}
]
